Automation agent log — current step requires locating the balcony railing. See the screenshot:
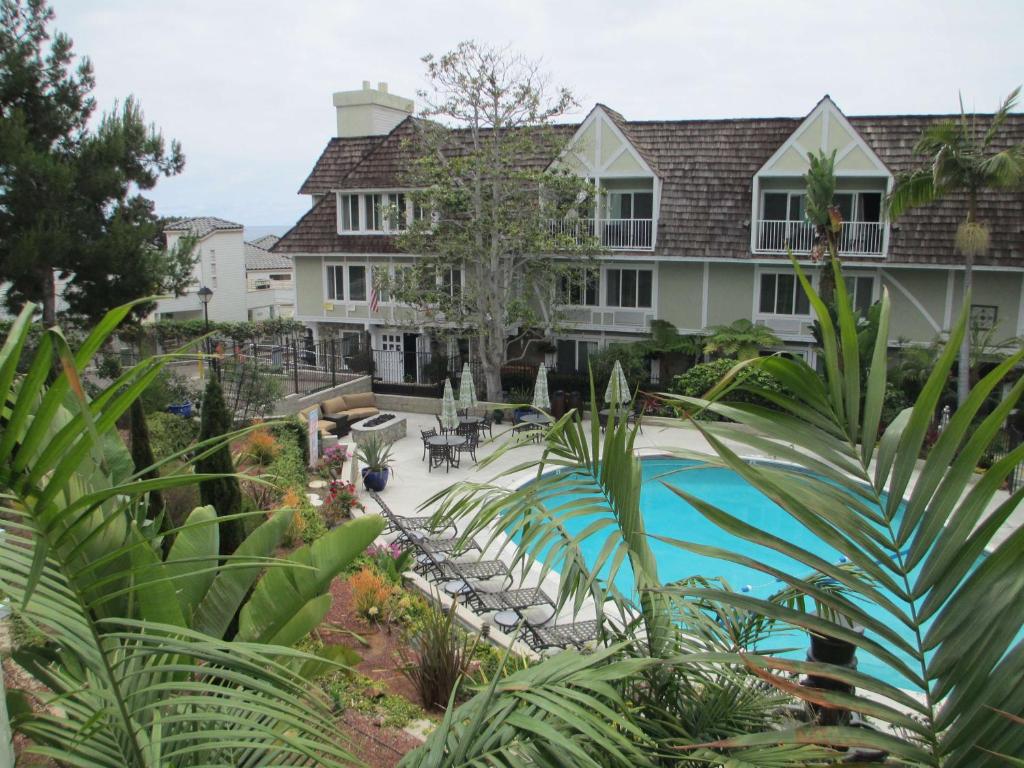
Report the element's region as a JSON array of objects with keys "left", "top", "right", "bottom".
[
  {"left": 755, "top": 219, "right": 885, "bottom": 256},
  {"left": 549, "top": 217, "right": 654, "bottom": 250}
]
